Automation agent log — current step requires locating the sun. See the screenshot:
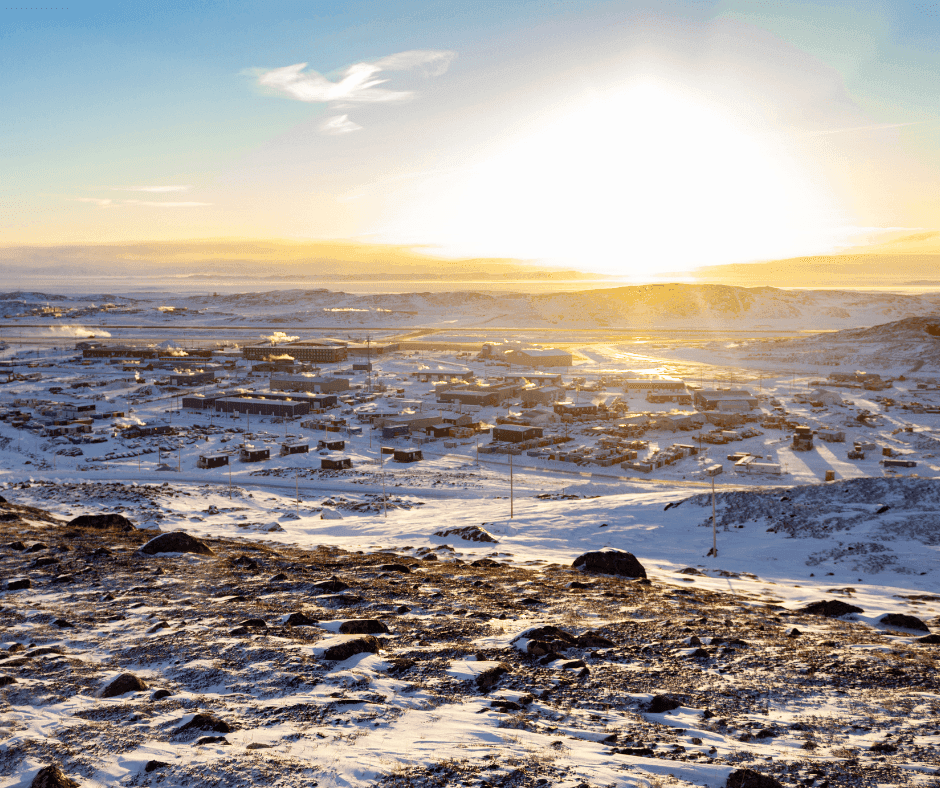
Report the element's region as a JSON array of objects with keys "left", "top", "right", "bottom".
[{"left": 375, "top": 82, "right": 839, "bottom": 276}]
